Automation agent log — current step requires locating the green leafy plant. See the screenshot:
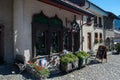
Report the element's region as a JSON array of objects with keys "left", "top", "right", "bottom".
[
  {"left": 60, "top": 53, "right": 78, "bottom": 65},
  {"left": 75, "top": 51, "right": 90, "bottom": 58},
  {"left": 100, "top": 39, "right": 103, "bottom": 43},
  {"left": 37, "top": 68, "right": 50, "bottom": 77},
  {"left": 94, "top": 39, "right": 99, "bottom": 44},
  {"left": 115, "top": 43, "right": 120, "bottom": 53},
  {"left": 60, "top": 52, "right": 79, "bottom": 72},
  {"left": 28, "top": 61, "right": 50, "bottom": 78},
  {"left": 75, "top": 51, "right": 90, "bottom": 67}
]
